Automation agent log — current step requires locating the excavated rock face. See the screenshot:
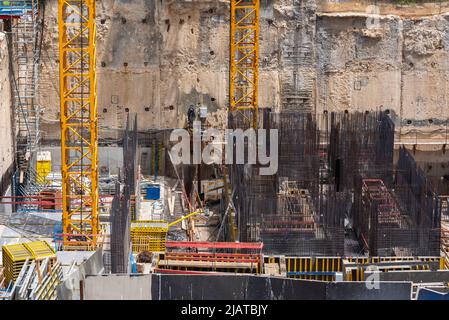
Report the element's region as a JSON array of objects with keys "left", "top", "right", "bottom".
[
  {"left": 0, "top": 32, "right": 14, "bottom": 182},
  {"left": 314, "top": 9, "right": 449, "bottom": 143},
  {"left": 38, "top": 0, "right": 318, "bottom": 139},
  {"left": 404, "top": 24, "right": 445, "bottom": 56},
  {"left": 36, "top": 1, "right": 449, "bottom": 142}
]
